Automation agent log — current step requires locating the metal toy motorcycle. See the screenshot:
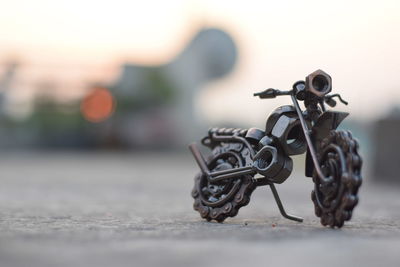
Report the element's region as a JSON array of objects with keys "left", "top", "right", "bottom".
[{"left": 189, "top": 70, "right": 362, "bottom": 228}]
